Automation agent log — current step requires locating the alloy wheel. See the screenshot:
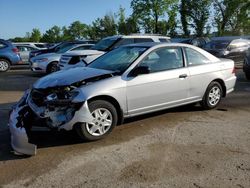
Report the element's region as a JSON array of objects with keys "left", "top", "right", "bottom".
[
  {"left": 208, "top": 86, "right": 221, "bottom": 106},
  {"left": 86, "top": 108, "right": 113, "bottom": 136},
  {"left": 0, "top": 60, "right": 9, "bottom": 71}
]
